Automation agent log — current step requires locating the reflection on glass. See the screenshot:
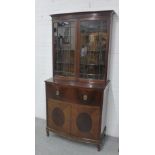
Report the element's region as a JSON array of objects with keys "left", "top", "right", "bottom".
[
  {"left": 80, "top": 20, "right": 108, "bottom": 79},
  {"left": 54, "top": 21, "right": 76, "bottom": 76}
]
